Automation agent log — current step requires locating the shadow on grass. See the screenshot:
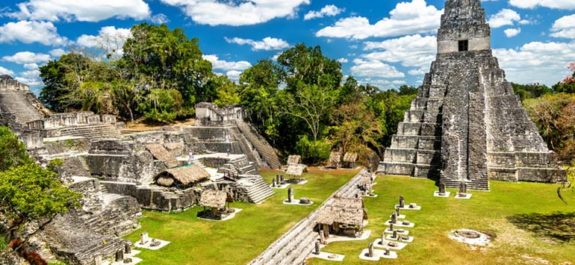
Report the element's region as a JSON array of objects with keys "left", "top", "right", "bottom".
[{"left": 507, "top": 212, "right": 575, "bottom": 242}]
